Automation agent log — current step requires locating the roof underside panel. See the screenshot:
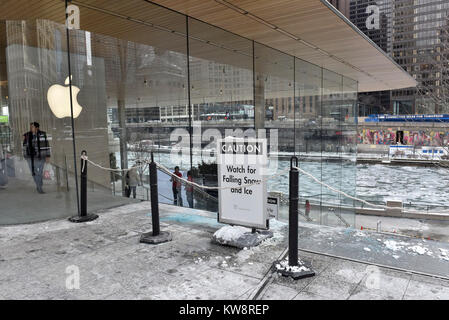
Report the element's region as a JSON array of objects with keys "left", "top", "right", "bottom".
[
  {"left": 151, "top": 0, "right": 417, "bottom": 92},
  {"left": 0, "top": 0, "right": 417, "bottom": 92}
]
